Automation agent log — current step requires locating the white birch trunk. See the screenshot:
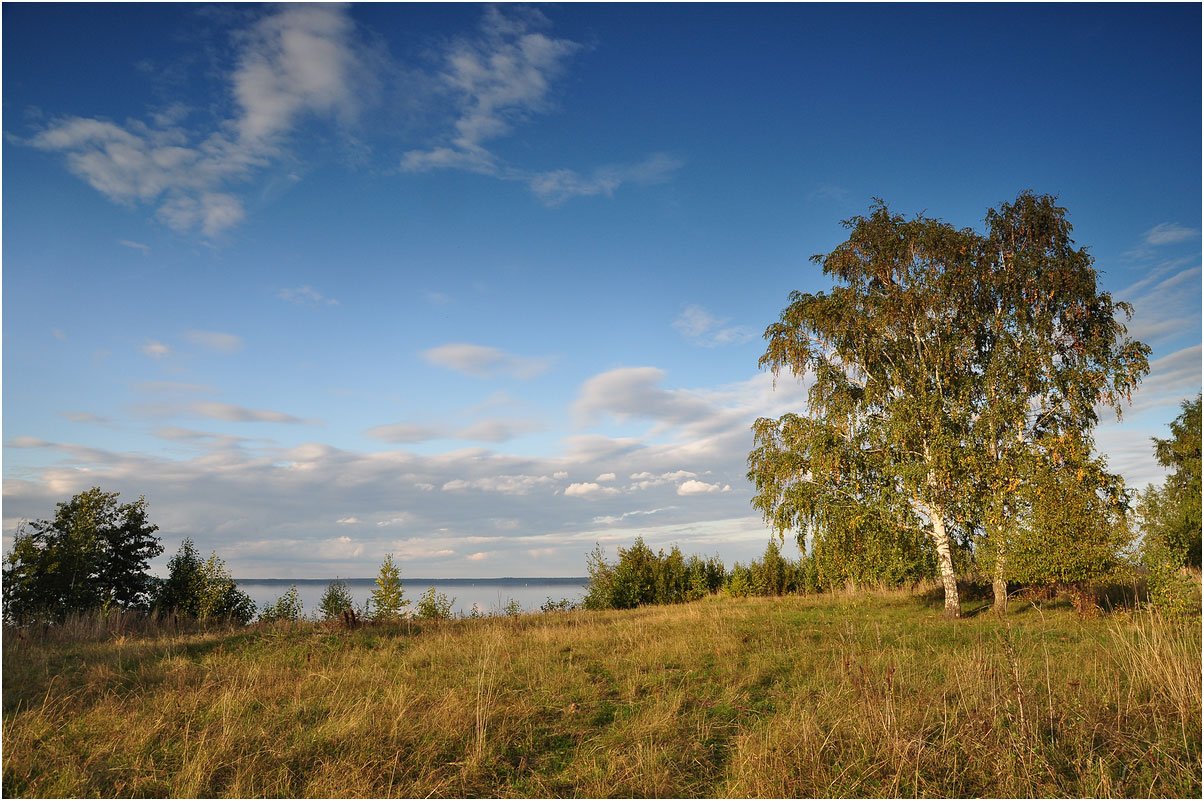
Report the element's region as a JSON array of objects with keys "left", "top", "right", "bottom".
[{"left": 929, "top": 512, "right": 961, "bottom": 618}]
